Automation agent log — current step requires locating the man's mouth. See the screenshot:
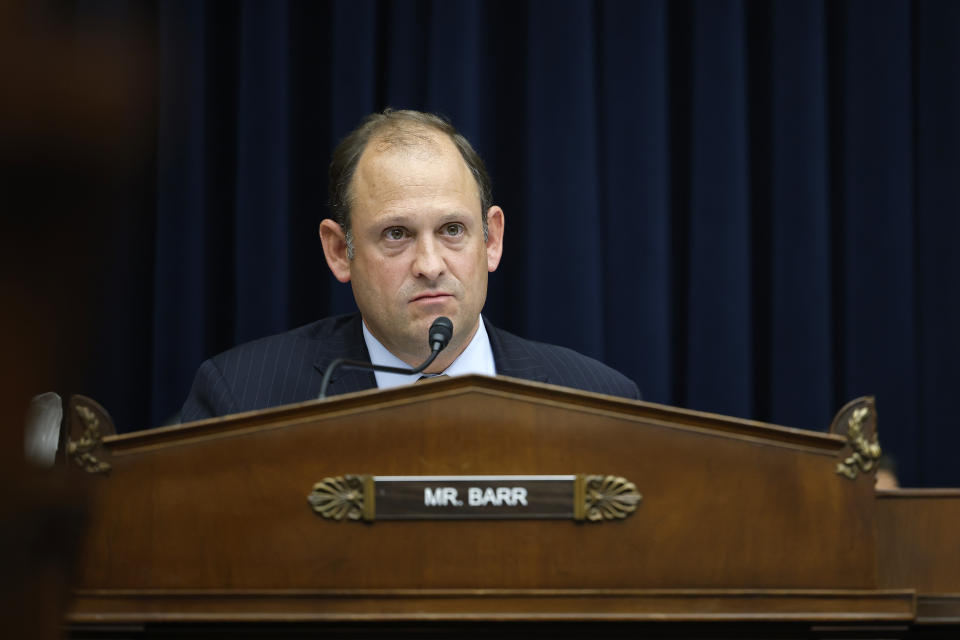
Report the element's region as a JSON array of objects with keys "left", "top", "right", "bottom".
[{"left": 411, "top": 292, "right": 453, "bottom": 303}]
